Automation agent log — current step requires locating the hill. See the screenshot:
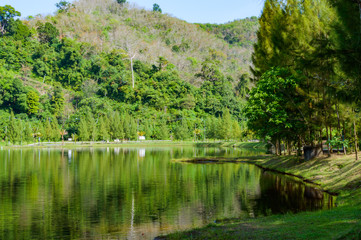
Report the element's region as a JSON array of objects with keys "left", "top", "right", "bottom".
[
  {"left": 0, "top": 1, "right": 257, "bottom": 144},
  {"left": 32, "top": 0, "right": 258, "bottom": 85},
  {"left": 196, "top": 17, "right": 259, "bottom": 48}
]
